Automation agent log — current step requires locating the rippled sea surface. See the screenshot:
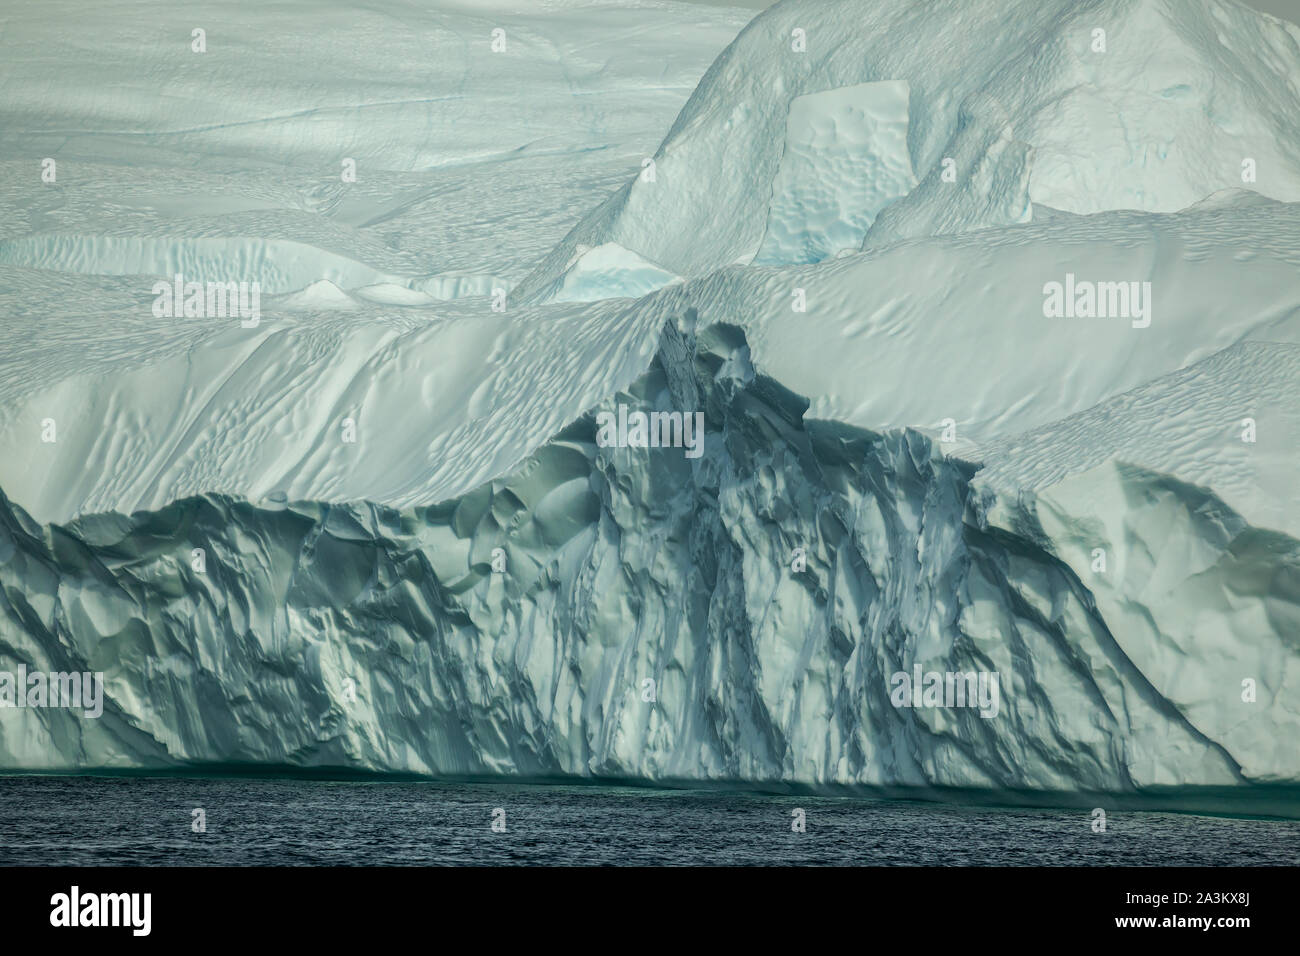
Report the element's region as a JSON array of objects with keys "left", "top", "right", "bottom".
[{"left": 1, "top": 776, "right": 1297, "bottom": 866}]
